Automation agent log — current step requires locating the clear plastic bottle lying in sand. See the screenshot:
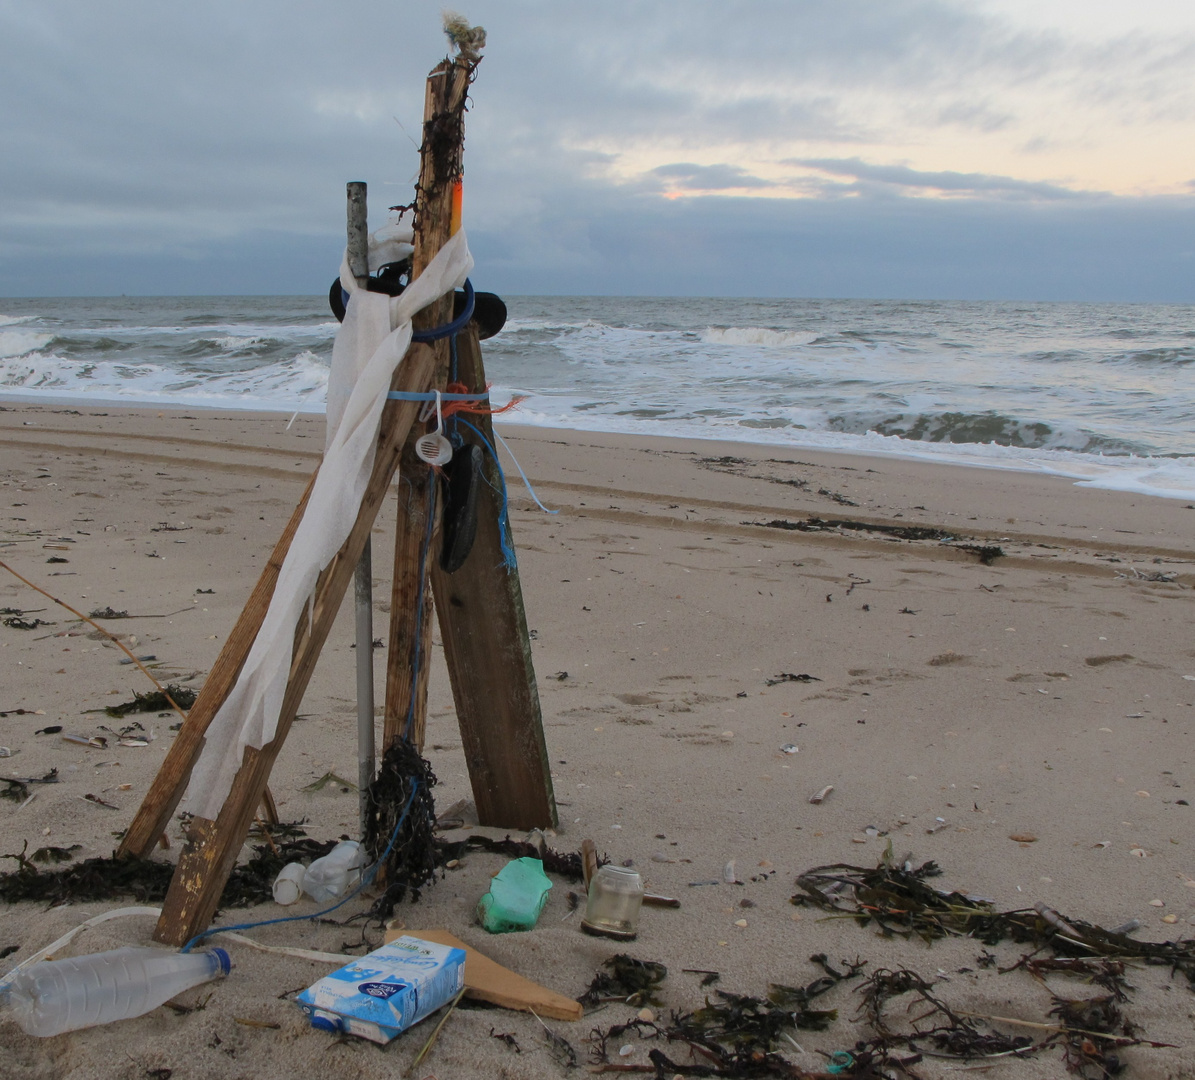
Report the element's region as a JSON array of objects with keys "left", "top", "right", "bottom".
[{"left": 7, "top": 946, "right": 231, "bottom": 1036}]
